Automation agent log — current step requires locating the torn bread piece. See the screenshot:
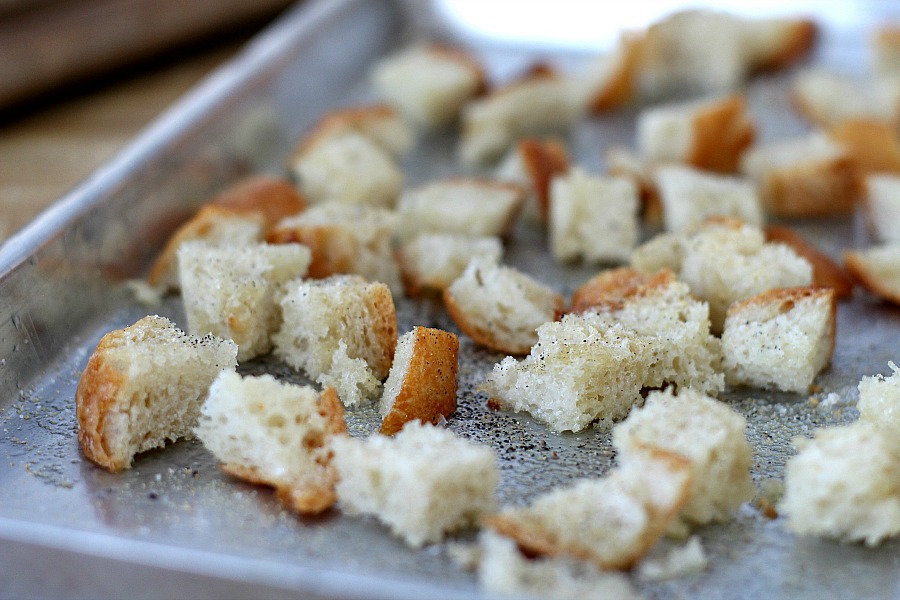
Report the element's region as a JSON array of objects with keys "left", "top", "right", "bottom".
[
  {"left": 444, "top": 257, "right": 564, "bottom": 356},
  {"left": 863, "top": 174, "right": 900, "bottom": 244},
  {"left": 396, "top": 178, "right": 524, "bottom": 243},
  {"left": 195, "top": 371, "right": 347, "bottom": 515},
  {"left": 857, "top": 362, "right": 900, "bottom": 433},
  {"left": 332, "top": 421, "right": 499, "bottom": 547},
  {"left": 569, "top": 267, "right": 724, "bottom": 397},
  {"left": 273, "top": 275, "right": 397, "bottom": 406},
  {"left": 495, "top": 137, "right": 570, "bottom": 223},
  {"left": 653, "top": 164, "right": 763, "bottom": 232},
  {"left": 484, "top": 449, "right": 692, "bottom": 571},
  {"left": 764, "top": 225, "right": 853, "bottom": 299},
  {"left": 371, "top": 44, "right": 486, "bottom": 130},
  {"left": 147, "top": 175, "right": 306, "bottom": 289},
  {"left": 613, "top": 387, "right": 754, "bottom": 524},
  {"left": 780, "top": 421, "right": 900, "bottom": 546},
  {"left": 459, "top": 64, "right": 584, "bottom": 166},
  {"left": 549, "top": 169, "right": 640, "bottom": 264},
  {"left": 844, "top": 244, "right": 900, "bottom": 305},
  {"left": 721, "top": 286, "right": 836, "bottom": 394},
  {"left": 397, "top": 233, "right": 502, "bottom": 297},
  {"left": 268, "top": 203, "right": 401, "bottom": 295},
  {"left": 380, "top": 327, "right": 459, "bottom": 435},
  {"left": 636, "top": 94, "right": 755, "bottom": 173},
  {"left": 76, "top": 316, "right": 238, "bottom": 472},
  {"left": 827, "top": 120, "right": 900, "bottom": 176},
  {"left": 791, "top": 68, "right": 900, "bottom": 128},
  {"left": 178, "top": 242, "right": 311, "bottom": 362}
]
